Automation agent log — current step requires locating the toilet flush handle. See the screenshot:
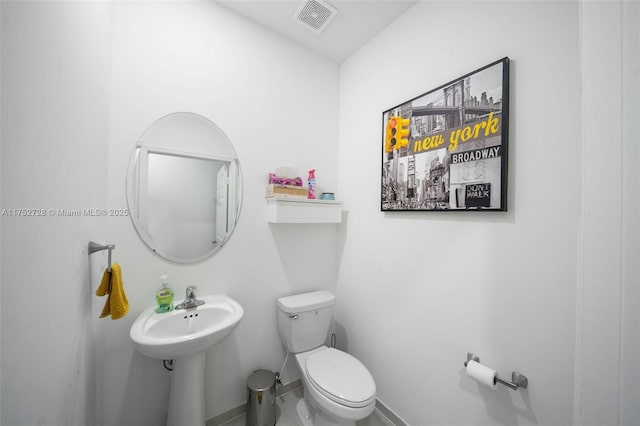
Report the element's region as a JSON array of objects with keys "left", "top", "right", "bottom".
[{"left": 288, "top": 314, "right": 299, "bottom": 320}]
